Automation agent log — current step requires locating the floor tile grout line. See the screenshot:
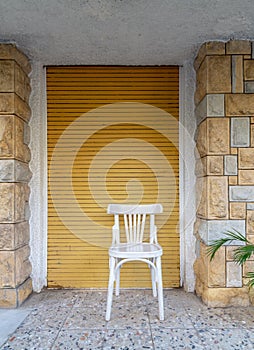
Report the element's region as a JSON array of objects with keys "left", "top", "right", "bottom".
[
  {"left": 49, "top": 297, "right": 76, "bottom": 350},
  {"left": 147, "top": 310, "right": 156, "bottom": 350}
]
